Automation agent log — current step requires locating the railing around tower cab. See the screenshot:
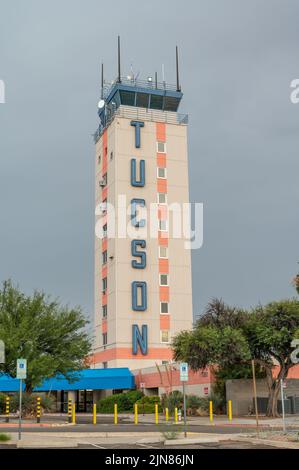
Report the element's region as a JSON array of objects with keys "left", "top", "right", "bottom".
[{"left": 93, "top": 105, "right": 188, "bottom": 143}]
